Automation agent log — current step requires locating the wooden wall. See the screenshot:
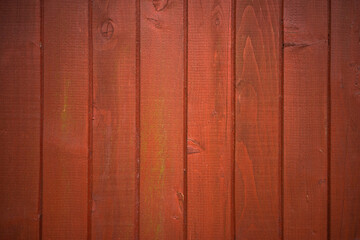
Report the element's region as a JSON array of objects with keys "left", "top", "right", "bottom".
[{"left": 0, "top": 0, "right": 359, "bottom": 239}]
